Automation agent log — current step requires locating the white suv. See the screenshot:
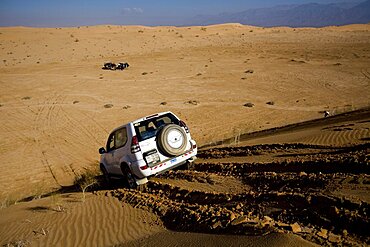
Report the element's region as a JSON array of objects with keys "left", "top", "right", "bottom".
[{"left": 98, "top": 111, "right": 197, "bottom": 188}]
